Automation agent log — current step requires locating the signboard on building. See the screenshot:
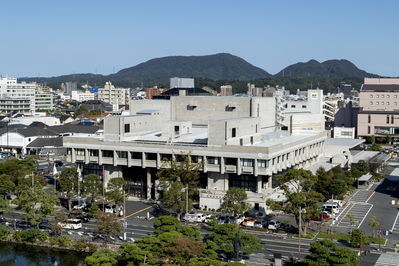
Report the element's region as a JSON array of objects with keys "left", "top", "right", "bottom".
[{"left": 310, "top": 93, "right": 318, "bottom": 99}]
